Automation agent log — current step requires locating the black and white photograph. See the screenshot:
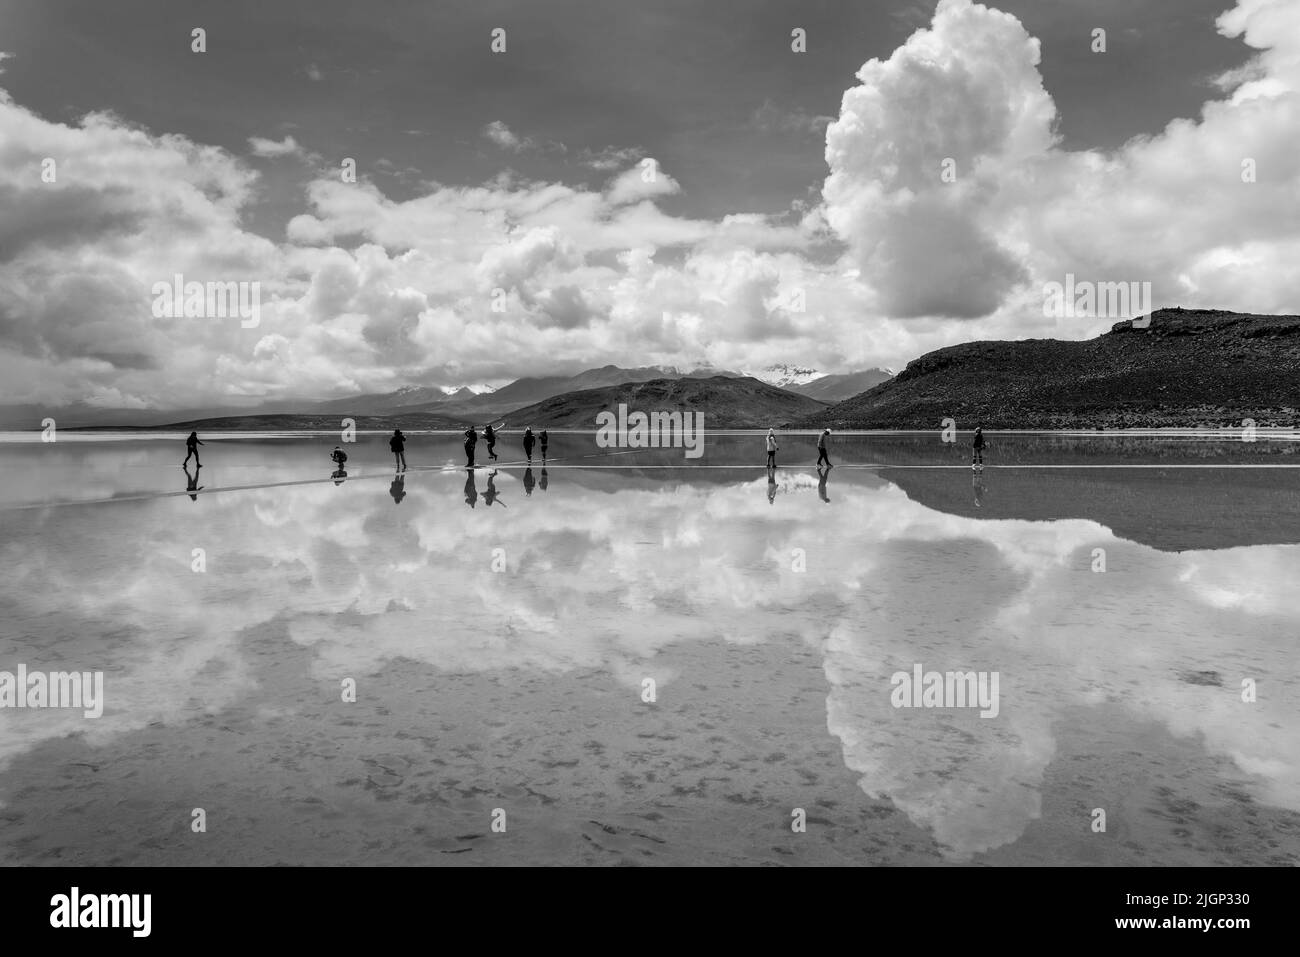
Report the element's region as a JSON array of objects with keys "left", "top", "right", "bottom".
[{"left": 0, "top": 0, "right": 1294, "bottom": 925}]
